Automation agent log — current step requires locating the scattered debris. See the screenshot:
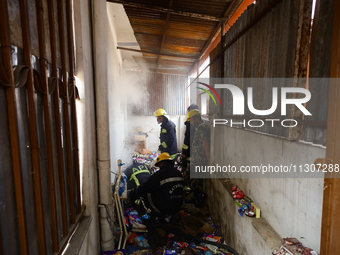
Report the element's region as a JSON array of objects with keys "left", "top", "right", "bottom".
[
  {"left": 272, "top": 237, "right": 318, "bottom": 255},
  {"left": 231, "top": 186, "right": 260, "bottom": 218}
]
